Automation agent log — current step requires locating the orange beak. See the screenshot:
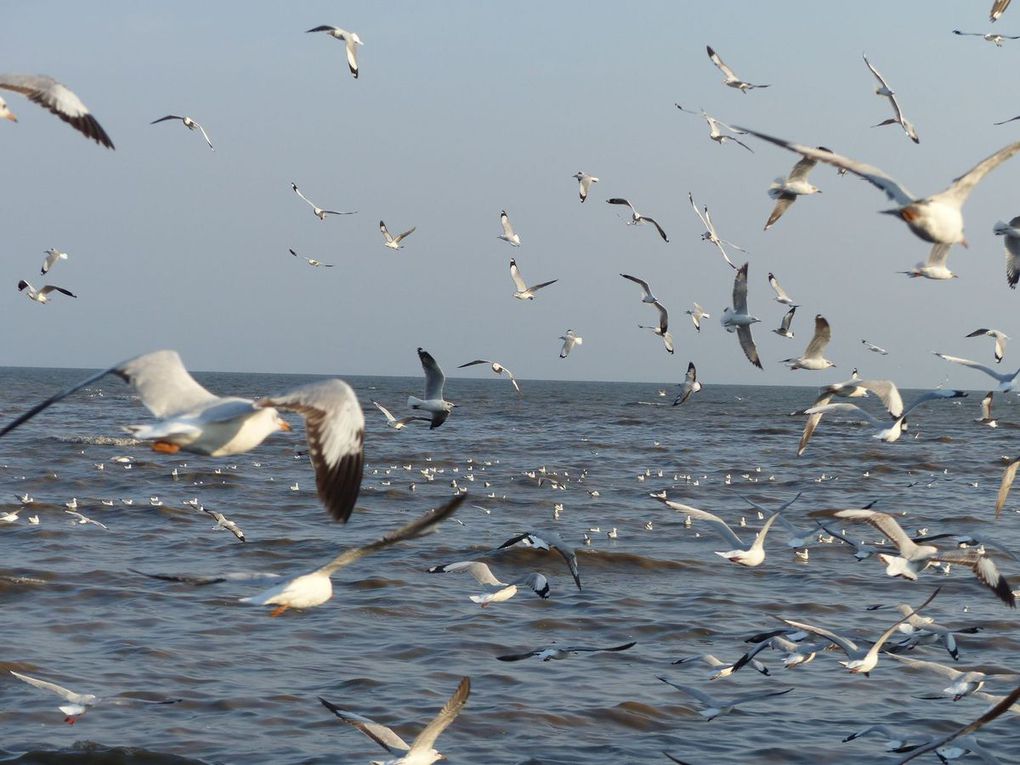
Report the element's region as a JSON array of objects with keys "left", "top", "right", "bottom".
[
  {"left": 278, "top": 419, "right": 292, "bottom": 432},
  {"left": 4, "top": 112, "right": 17, "bottom": 123}
]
